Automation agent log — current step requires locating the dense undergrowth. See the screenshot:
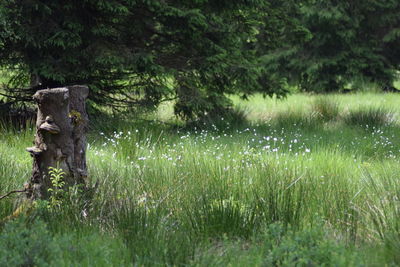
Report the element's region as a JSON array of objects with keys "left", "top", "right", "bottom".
[{"left": 1, "top": 93, "right": 400, "bottom": 266}]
